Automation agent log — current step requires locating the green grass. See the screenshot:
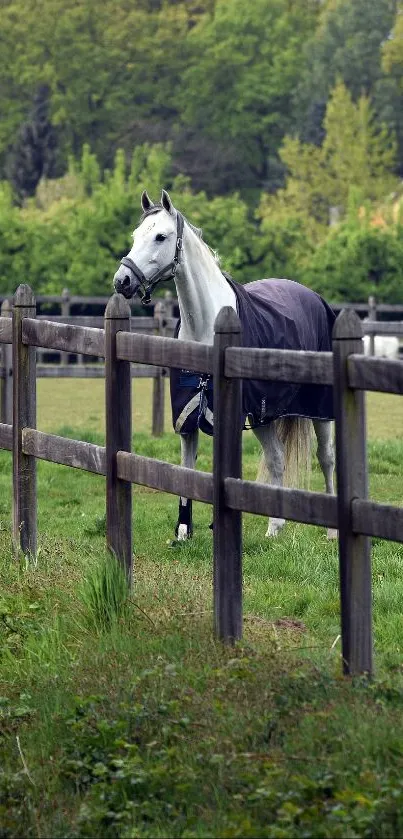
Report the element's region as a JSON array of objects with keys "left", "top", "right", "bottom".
[{"left": 0, "top": 381, "right": 402, "bottom": 837}]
